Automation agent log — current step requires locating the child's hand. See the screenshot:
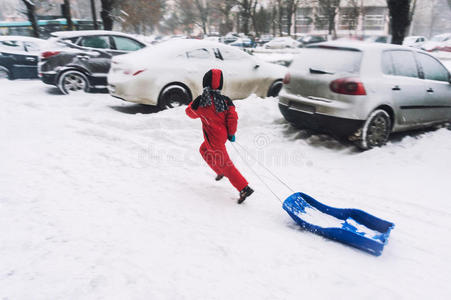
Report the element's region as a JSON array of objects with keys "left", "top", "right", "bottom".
[{"left": 228, "top": 135, "right": 236, "bottom": 142}]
